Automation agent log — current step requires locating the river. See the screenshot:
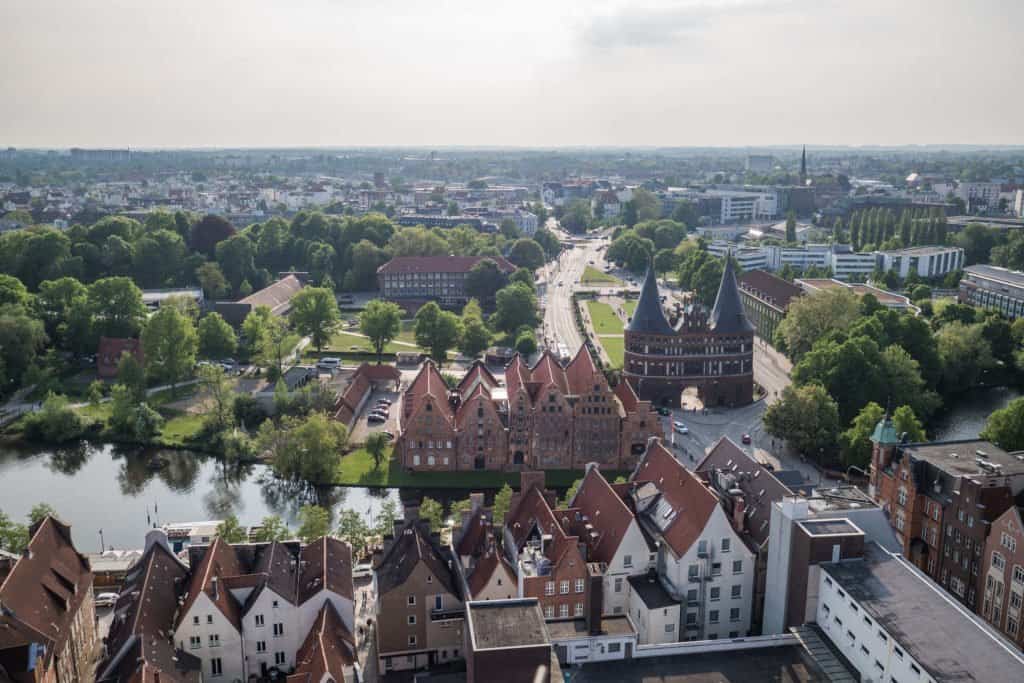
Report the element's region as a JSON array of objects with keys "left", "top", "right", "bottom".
[{"left": 929, "top": 385, "right": 1022, "bottom": 442}]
